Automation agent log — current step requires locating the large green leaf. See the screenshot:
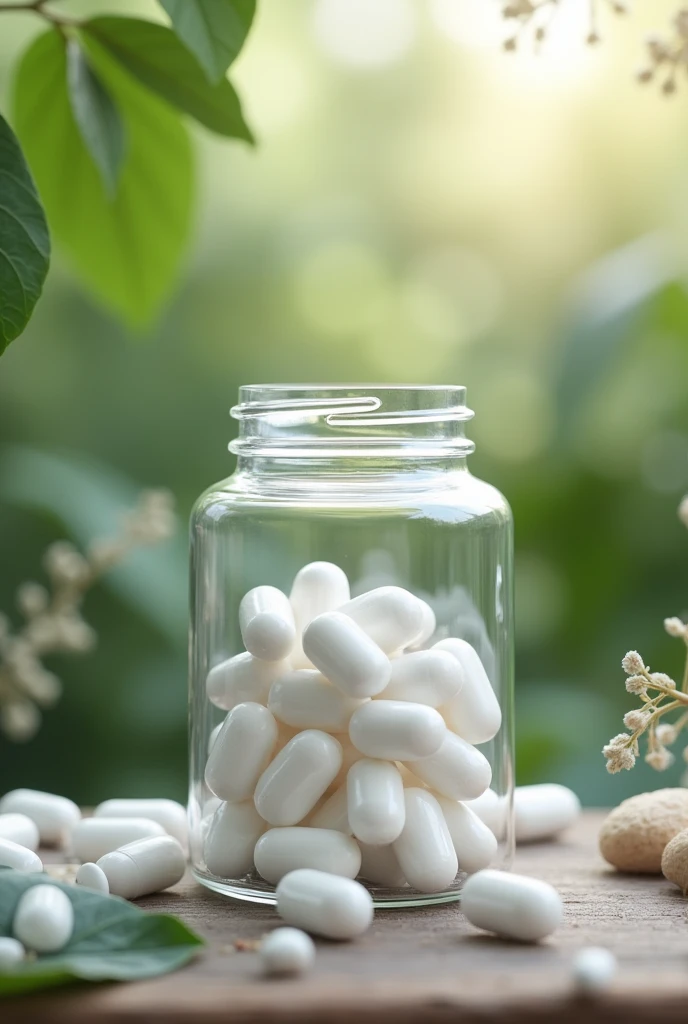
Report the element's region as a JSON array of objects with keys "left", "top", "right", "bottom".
[
  {"left": 0, "top": 871, "right": 203, "bottom": 997},
  {"left": 0, "top": 112, "right": 50, "bottom": 354},
  {"left": 66, "top": 39, "right": 125, "bottom": 198},
  {"left": 159, "top": 0, "right": 256, "bottom": 83},
  {"left": 13, "top": 29, "right": 193, "bottom": 328},
  {"left": 85, "top": 17, "right": 254, "bottom": 141}
]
